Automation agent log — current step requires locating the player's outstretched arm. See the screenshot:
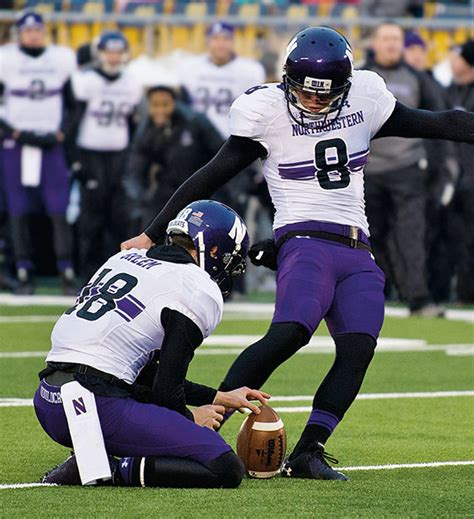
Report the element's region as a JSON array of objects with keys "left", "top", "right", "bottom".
[
  {"left": 374, "top": 101, "right": 474, "bottom": 142},
  {"left": 143, "top": 136, "right": 266, "bottom": 243}
]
